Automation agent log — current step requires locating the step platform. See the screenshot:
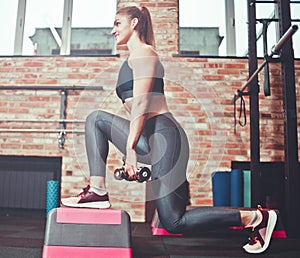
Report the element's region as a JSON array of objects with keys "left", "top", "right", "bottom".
[
  {"left": 151, "top": 207, "right": 287, "bottom": 238},
  {"left": 43, "top": 208, "right": 132, "bottom": 258}
]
